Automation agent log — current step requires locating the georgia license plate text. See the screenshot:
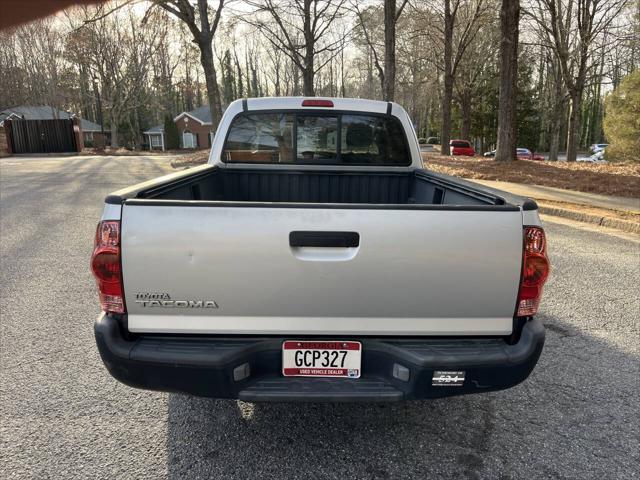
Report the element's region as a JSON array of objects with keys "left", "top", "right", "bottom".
[{"left": 282, "top": 341, "right": 361, "bottom": 378}]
